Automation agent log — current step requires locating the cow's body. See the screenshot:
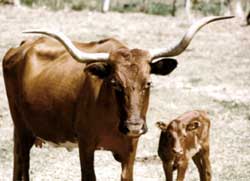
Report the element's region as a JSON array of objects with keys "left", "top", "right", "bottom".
[
  {"left": 2, "top": 16, "right": 232, "bottom": 181},
  {"left": 4, "top": 37, "right": 125, "bottom": 144},
  {"left": 3, "top": 37, "right": 153, "bottom": 180},
  {"left": 157, "top": 110, "right": 211, "bottom": 181}
]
